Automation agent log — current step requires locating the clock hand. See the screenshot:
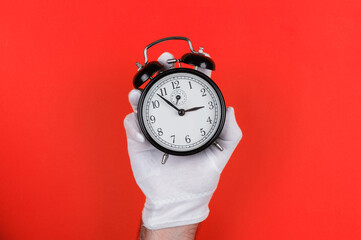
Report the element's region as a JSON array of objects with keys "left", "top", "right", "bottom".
[
  {"left": 175, "top": 95, "right": 181, "bottom": 105},
  {"left": 157, "top": 94, "right": 180, "bottom": 112},
  {"left": 184, "top": 106, "right": 205, "bottom": 112}
]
